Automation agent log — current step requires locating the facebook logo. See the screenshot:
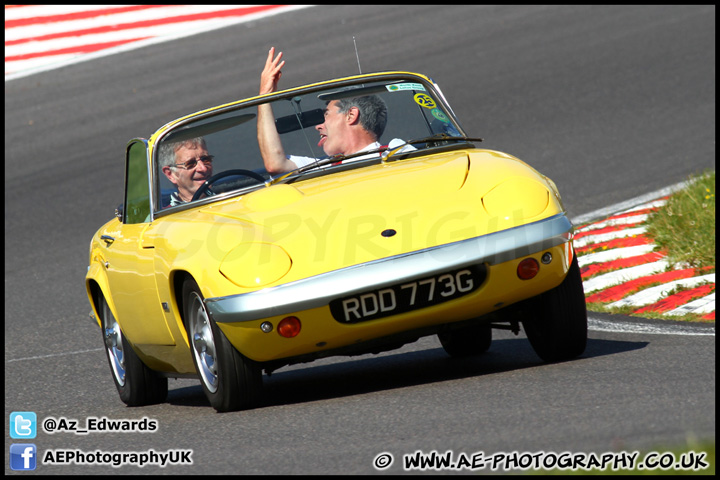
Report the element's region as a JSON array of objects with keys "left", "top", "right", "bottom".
[
  {"left": 10, "top": 444, "right": 37, "bottom": 471},
  {"left": 10, "top": 411, "right": 37, "bottom": 439}
]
